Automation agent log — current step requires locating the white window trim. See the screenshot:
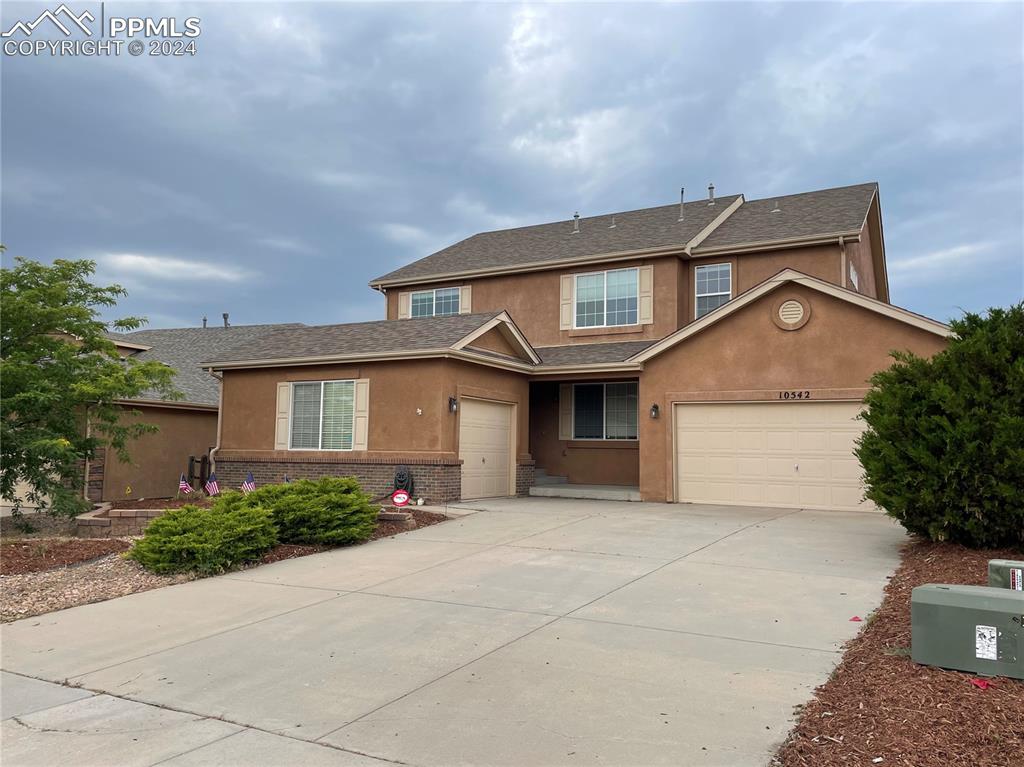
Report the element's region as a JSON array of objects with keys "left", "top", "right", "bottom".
[
  {"left": 694, "top": 262, "right": 732, "bottom": 319},
  {"left": 410, "top": 286, "right": 461, "bottom": 318},
  {"left": 288, "top": 379, "right": 356, "bottom": 451},
  {"left": 571, "top": 382, "right": 639, "bottom": 441},
  {"left": 573, "top": 267, "right": 639, "bottom": 329}
]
